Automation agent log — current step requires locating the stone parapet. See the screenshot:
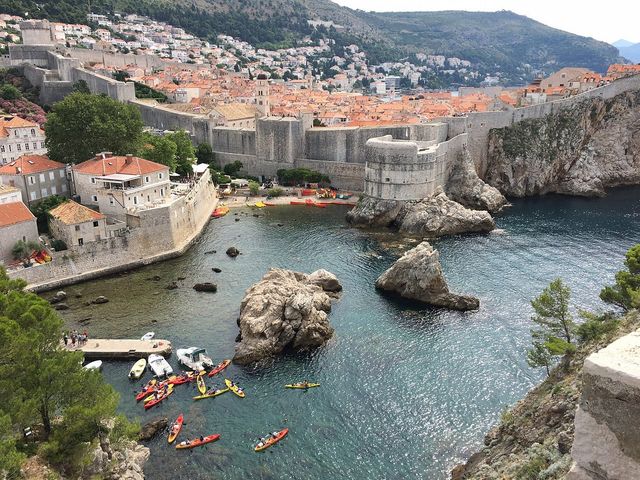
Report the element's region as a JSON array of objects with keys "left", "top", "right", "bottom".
[{"left": 568, "top": 328, "right": 640, "bottom": 479}]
